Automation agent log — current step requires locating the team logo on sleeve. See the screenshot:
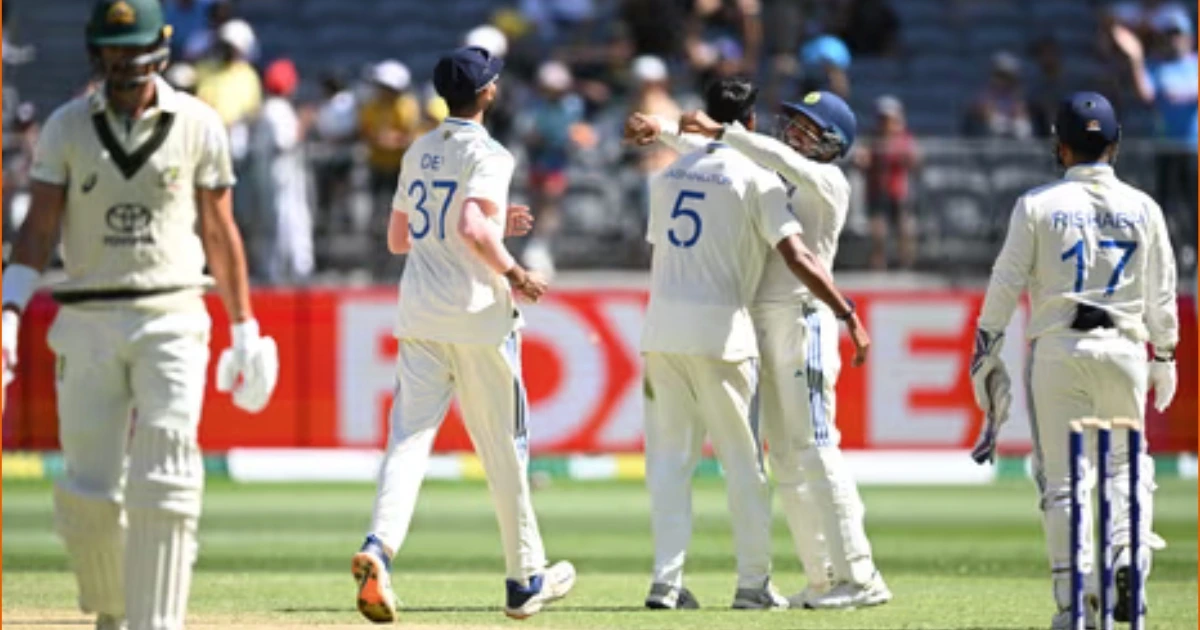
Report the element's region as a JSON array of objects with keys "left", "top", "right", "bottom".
[{"left": 104, "top": 203, "right": 154, "bottom": 246}]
